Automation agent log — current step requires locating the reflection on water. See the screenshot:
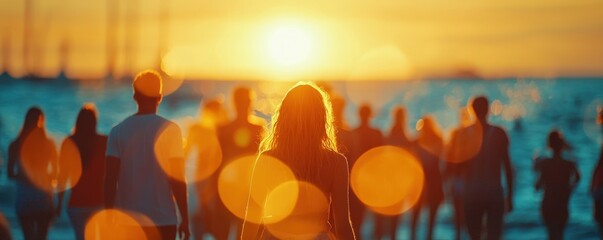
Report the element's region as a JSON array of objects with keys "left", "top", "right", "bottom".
[{"left": 0, "top": 78, "right": 602, "bottom": 239}]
